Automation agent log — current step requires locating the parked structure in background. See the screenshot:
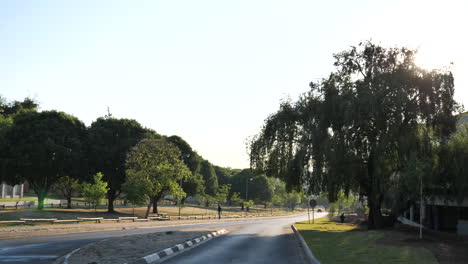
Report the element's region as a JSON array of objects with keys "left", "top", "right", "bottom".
[{"left": 0, "top": 182, "right": 24, "bottom": 198}]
